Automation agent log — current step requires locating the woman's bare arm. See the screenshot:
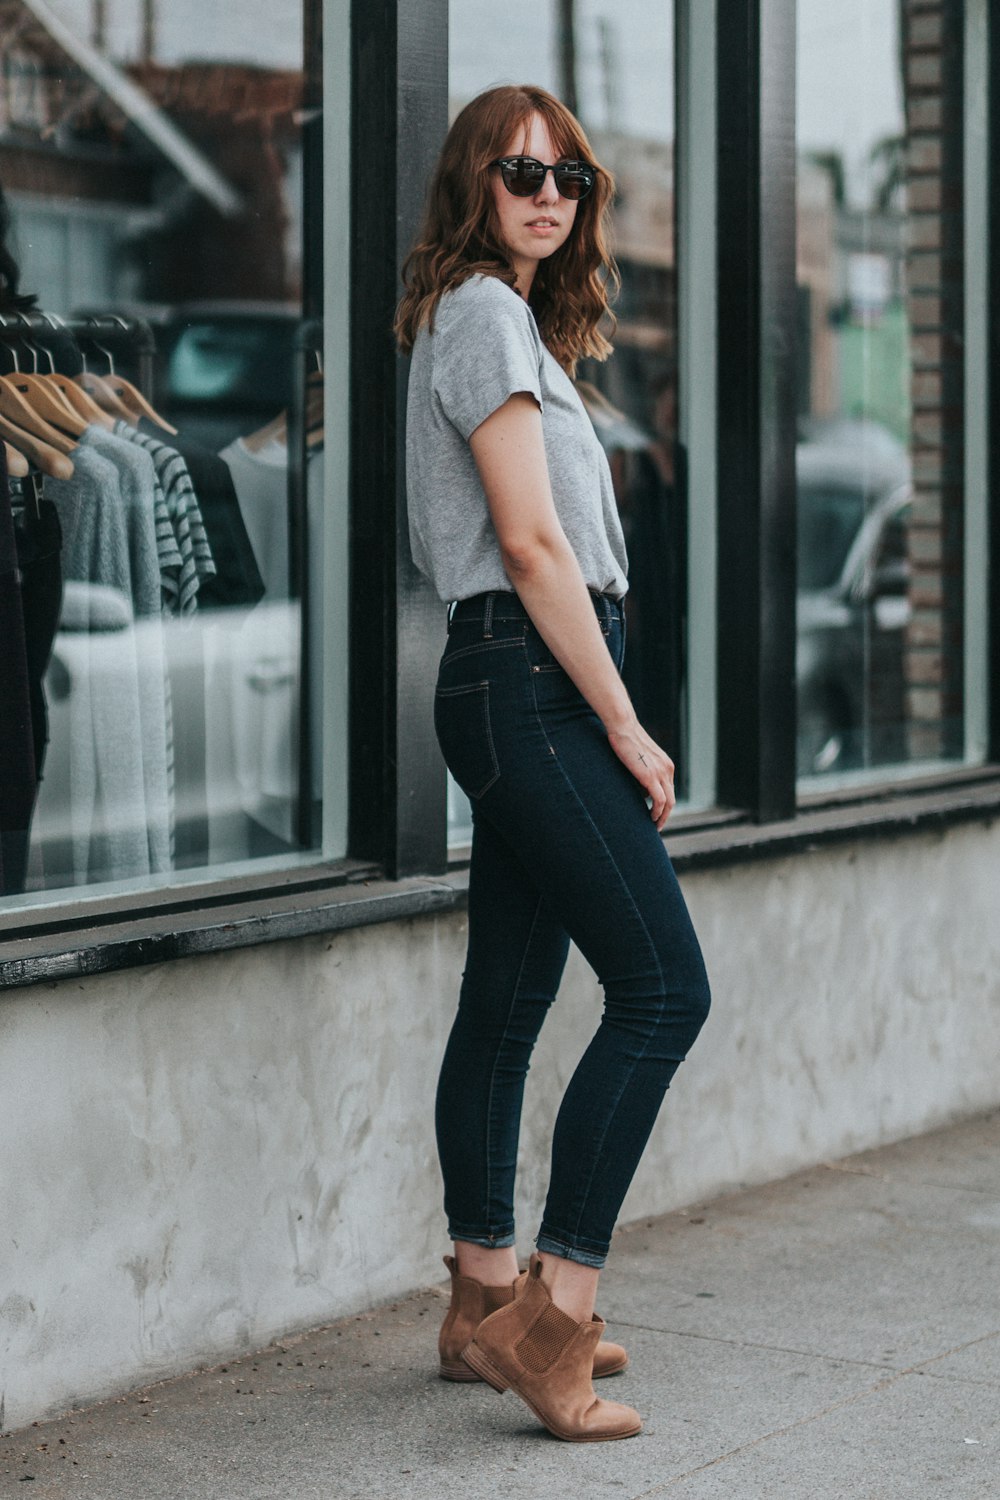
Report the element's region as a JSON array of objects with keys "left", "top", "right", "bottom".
[{"left": 469, "top": 391, "right": 675, "bottom": 828}]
